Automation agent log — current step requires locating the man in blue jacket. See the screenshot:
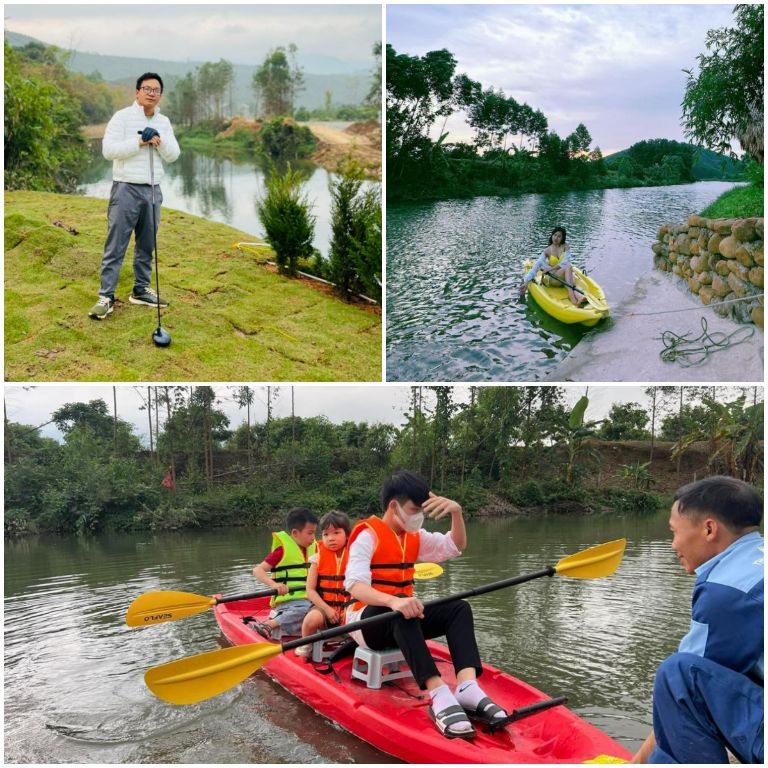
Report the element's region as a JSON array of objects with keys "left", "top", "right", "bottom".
[{"left": 632, "top": 476, "right": 763, "bottom": 764}]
